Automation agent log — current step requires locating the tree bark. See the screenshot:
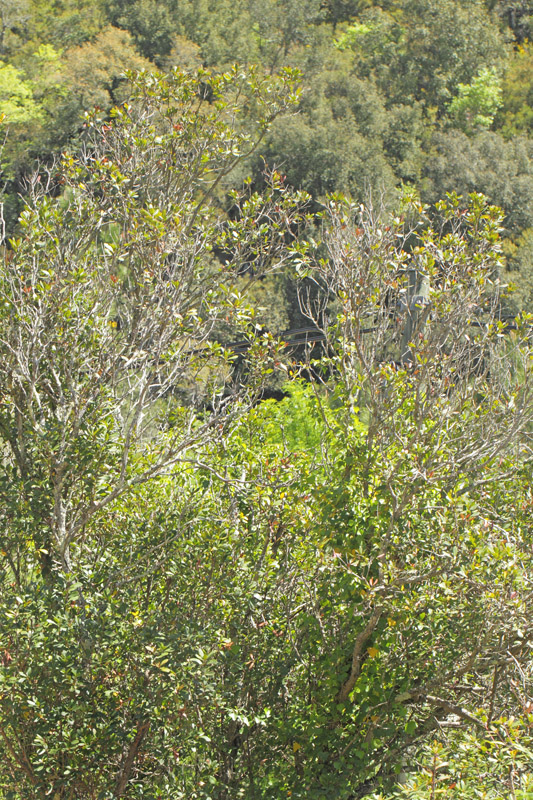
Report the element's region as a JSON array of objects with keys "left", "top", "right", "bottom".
[{"left": 113, "top": 720, "right": 150, "bottom": 798}]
